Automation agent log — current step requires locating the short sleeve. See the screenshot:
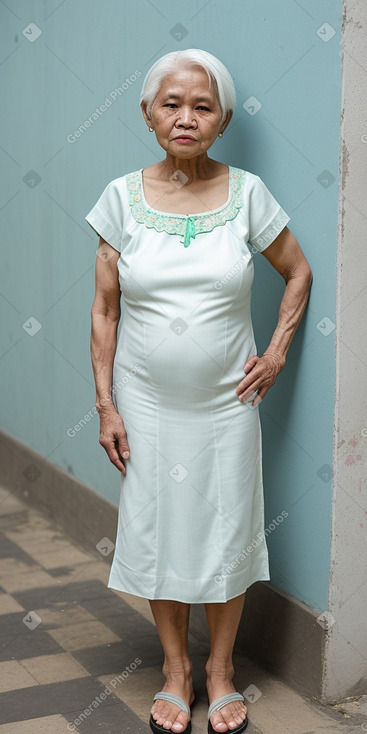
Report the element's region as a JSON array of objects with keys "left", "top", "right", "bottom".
[
  {"left": 246, "top": 173, "right": 290, "bottom": 252},
  {"left": 85, "top": 178, "right": 125, "bottom": 252}
]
